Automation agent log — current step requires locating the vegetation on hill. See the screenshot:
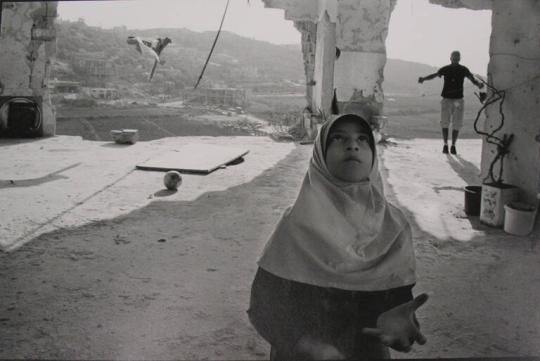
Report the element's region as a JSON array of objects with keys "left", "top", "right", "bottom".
[
  {"left": 52, "top": 19, "right": 305, "bottom": 93},
  {"left": 52, "top": 18, "right": 457, "bottom": 97},
  {"left": 52, "top": 19, "right": 485, "bottom": 141}
]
